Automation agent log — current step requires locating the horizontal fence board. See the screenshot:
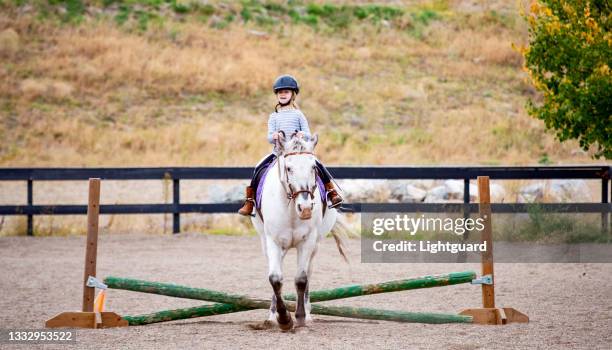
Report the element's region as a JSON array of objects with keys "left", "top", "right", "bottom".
[
  {"left": 0, "top": 166, "right": 609, "bottom": 180},
  {"left": 1, "top": 203, "right": 609, "bottom": 215},
  {"left": 1, "top": 166, "right": 608, "bottom": 236}
]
